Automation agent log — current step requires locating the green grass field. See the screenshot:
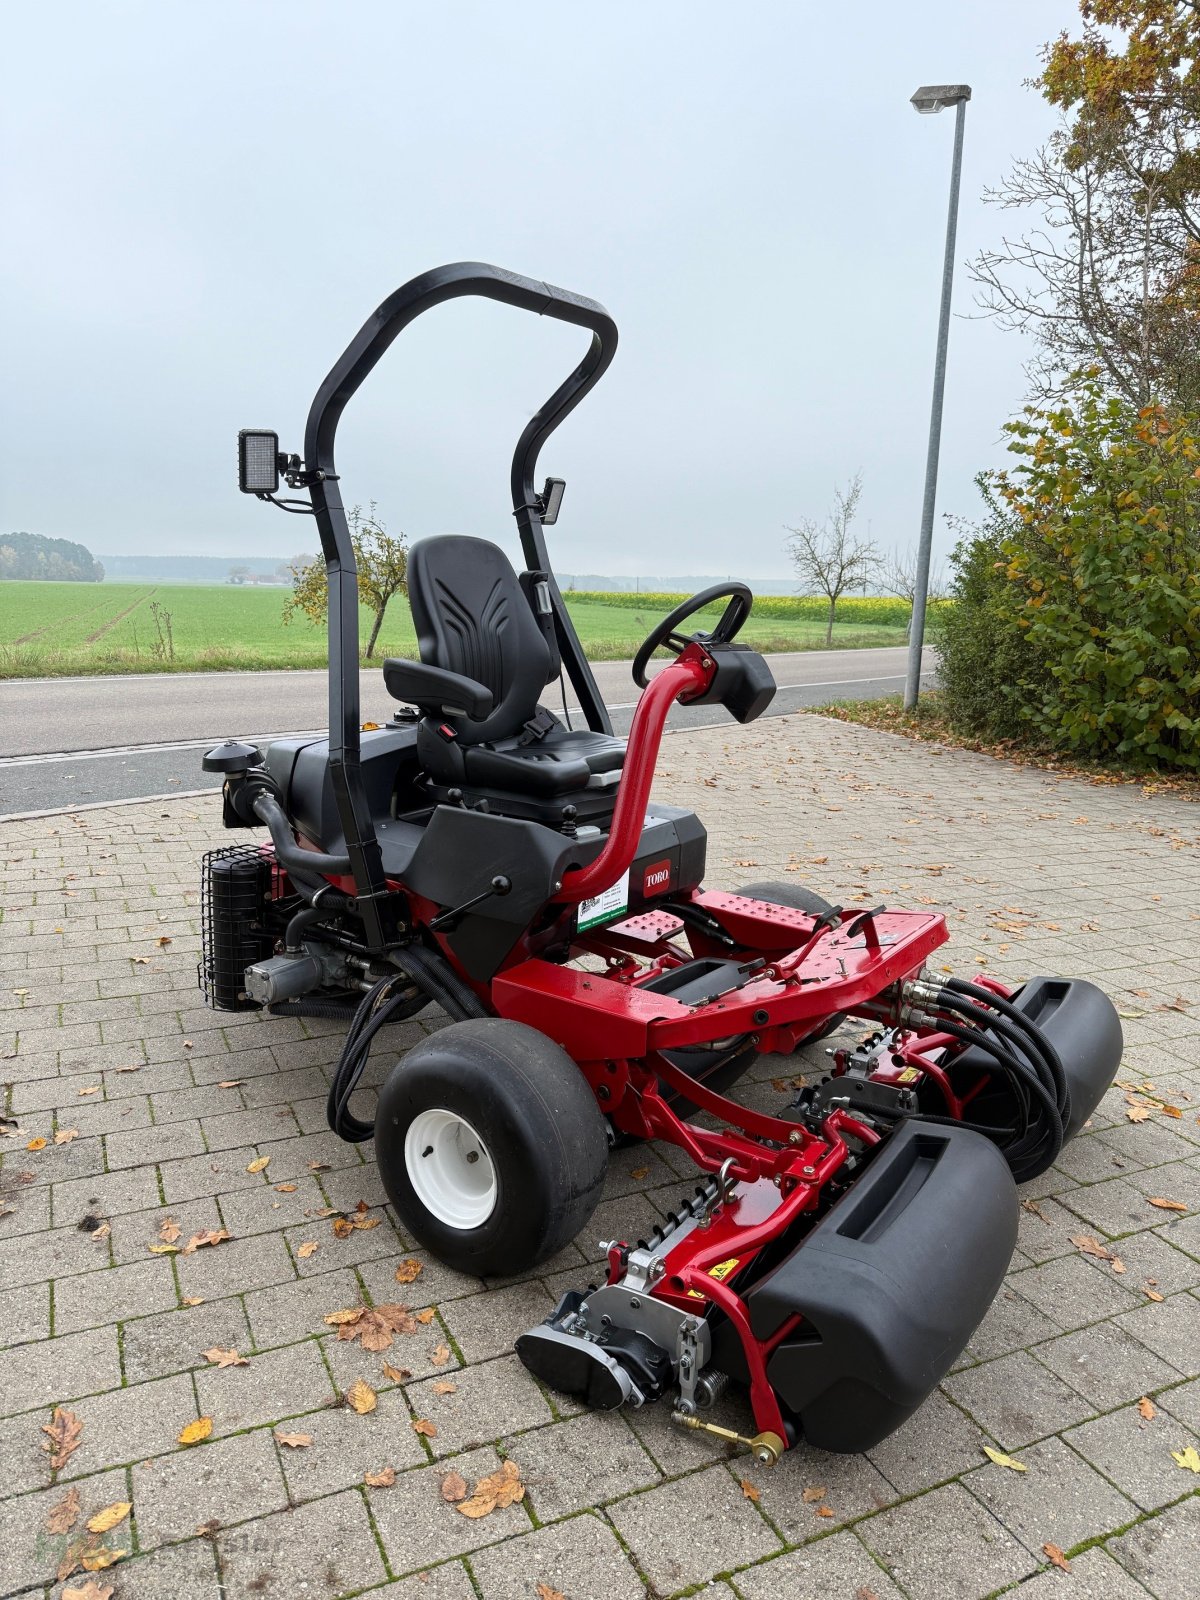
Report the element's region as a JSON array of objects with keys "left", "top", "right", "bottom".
[{"left": 0, "top": 580, "right": 915, "bottom": 678}]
